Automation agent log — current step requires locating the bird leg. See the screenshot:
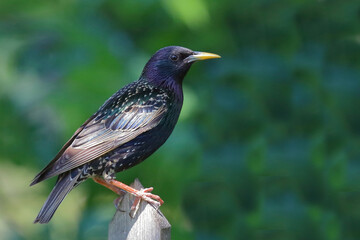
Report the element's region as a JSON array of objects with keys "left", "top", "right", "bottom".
[
  {"left": 92, "top": 177, "right": 164, "bottom": 210},
  {"left": 93, "top": 177, "right": 124, "bottom": 195}
]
